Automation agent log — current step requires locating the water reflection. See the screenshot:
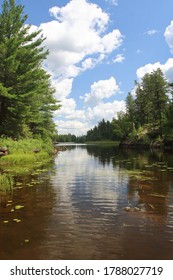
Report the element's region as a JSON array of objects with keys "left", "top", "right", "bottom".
[{"left": 0, "top": 145, "right": 173, "bottom": 259}]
